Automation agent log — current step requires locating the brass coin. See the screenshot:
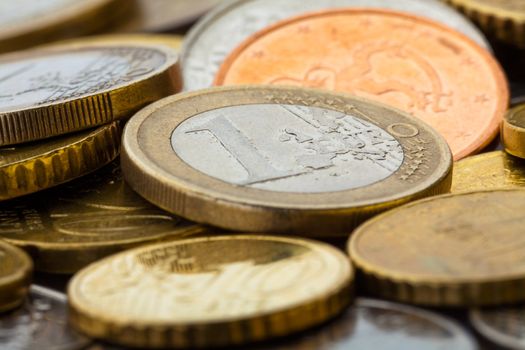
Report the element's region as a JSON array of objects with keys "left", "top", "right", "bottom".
[
  {"left": 349, "top": 189, "right": 525, "bottom": 306},
  {"left": 452, "top": 151, "right": 525, "bottom": 193},
  {"left": 0, "top": 42, "right": 181, "bottom": 146},
  {"left": 0, "top": 122, "right": 121, "bottom": 201},
  {"left": 470, "top": 305, "right": 525, "bottom": 349},
  {"left": 121, "top": 86, "right": 452, "bottom": 236},
  {"left": 68, "top": 235, "right": 354, "bottom": 348},
  {"left": 502, "top": 104, "right": 525, "bottom": 159},
  {"left": 0, "top": 241, "right": 32, "bottom": 313},
  {"left": 0, "top": 160, "right": 207, "bottom": 274}
]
